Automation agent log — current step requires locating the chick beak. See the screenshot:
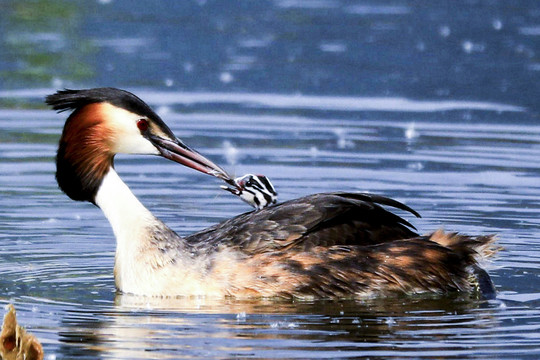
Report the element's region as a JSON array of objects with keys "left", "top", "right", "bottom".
[
  {"left": 220, "top": 178, "right": 242, "bottom": 195},
  {"left": 149, "top": 135, "right": 231, "bottom": 181}
]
